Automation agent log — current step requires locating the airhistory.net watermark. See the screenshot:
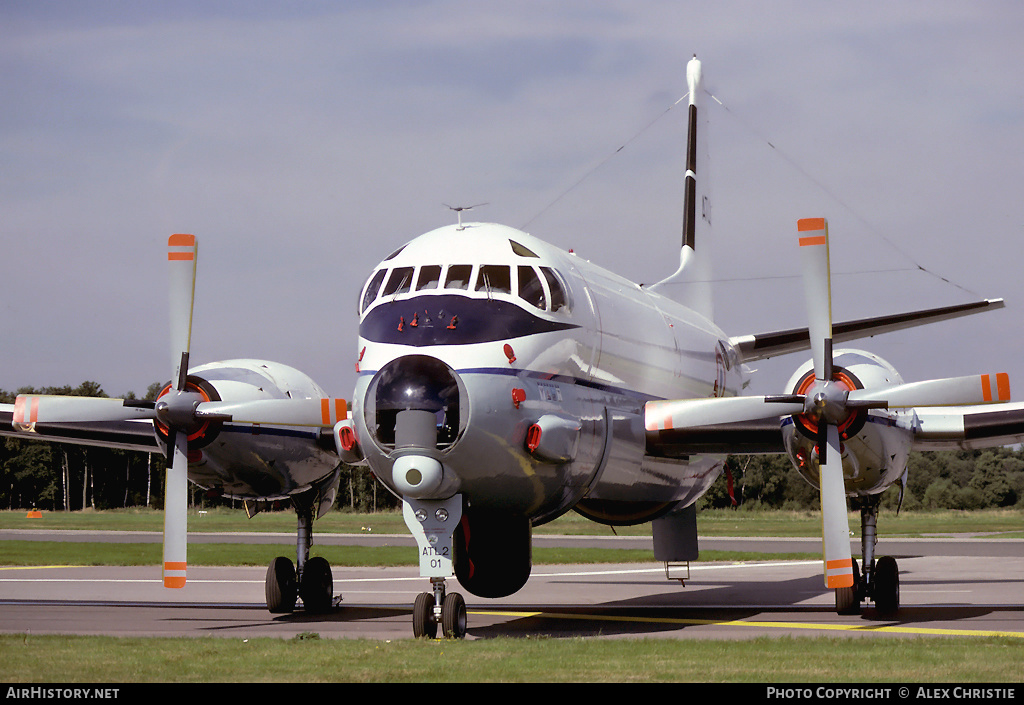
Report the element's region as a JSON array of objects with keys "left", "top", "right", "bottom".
[{"left": 6, "top": 688, "right": 119, "bottom": 700}]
